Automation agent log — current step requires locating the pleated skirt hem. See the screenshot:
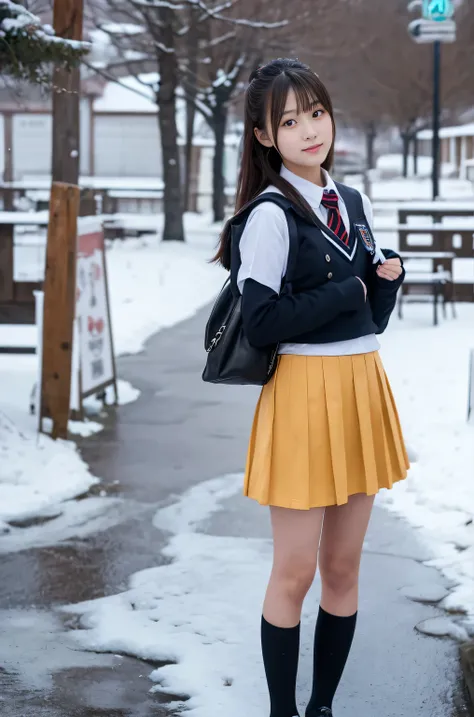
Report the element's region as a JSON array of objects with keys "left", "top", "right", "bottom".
[{"left": 243, "top": 351, "right": 410, "bottom": 510}]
